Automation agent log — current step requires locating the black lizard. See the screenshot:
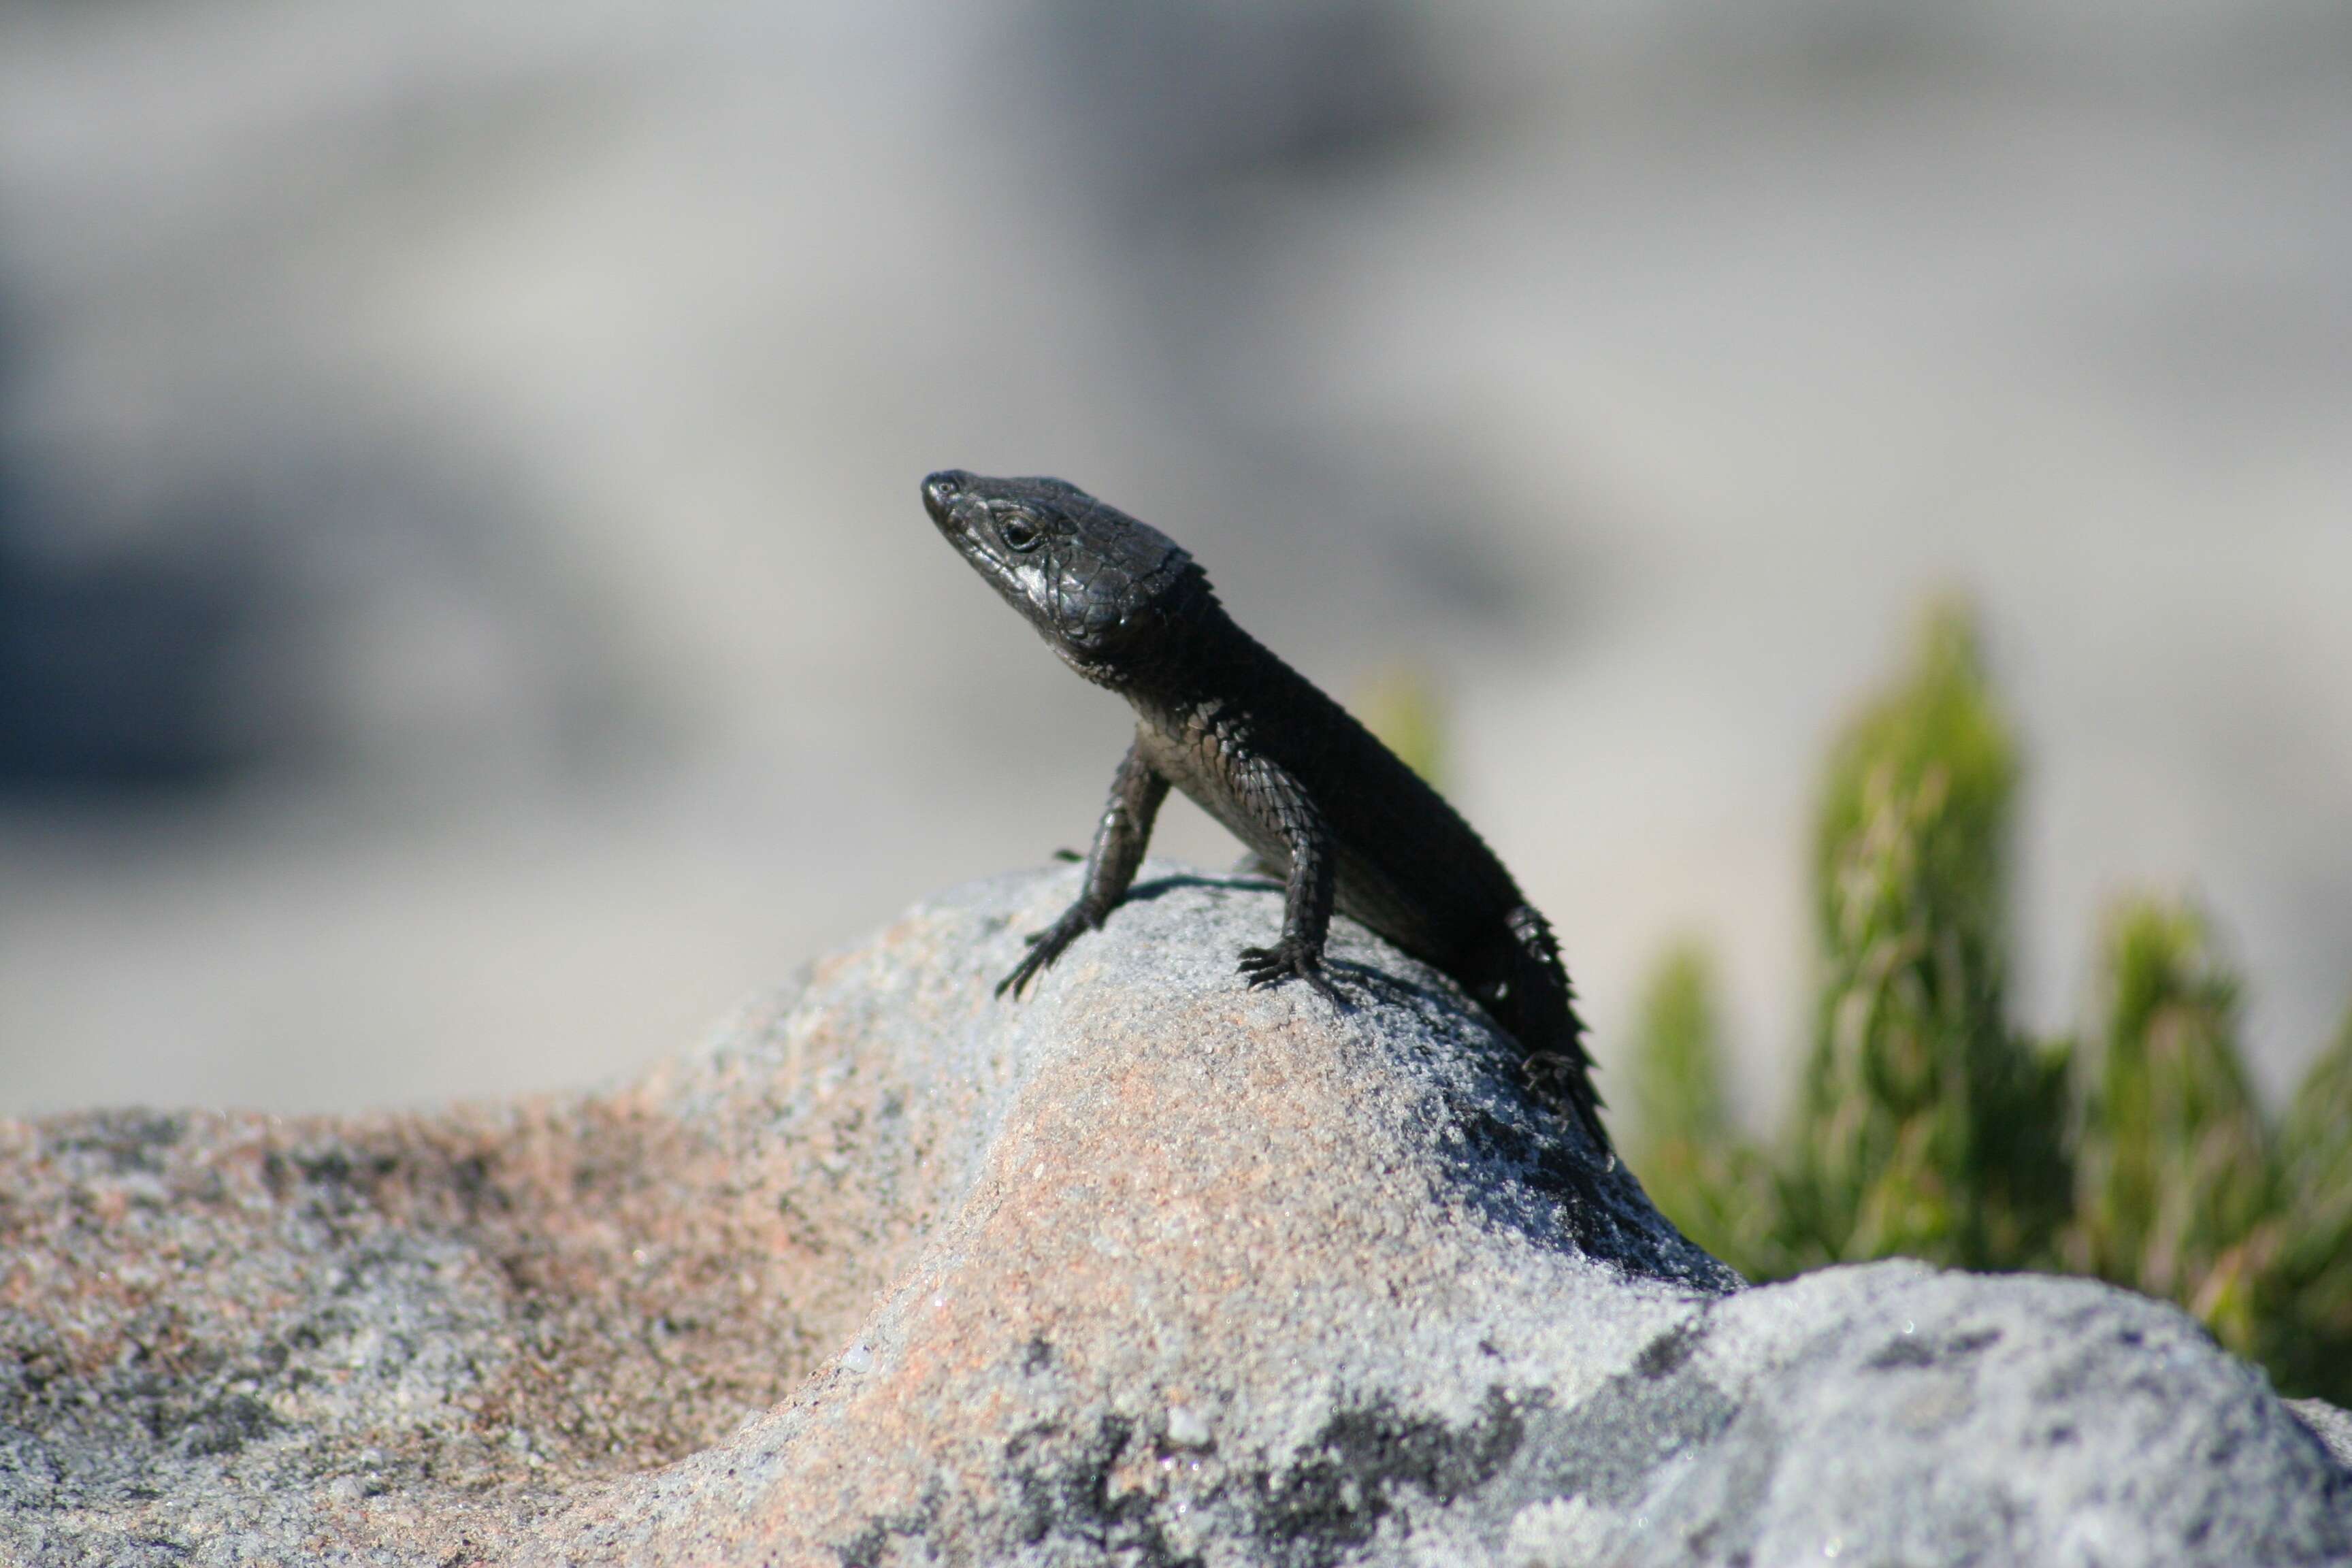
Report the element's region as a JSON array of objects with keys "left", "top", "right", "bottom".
[{"left": 923, "top": 469, "right": 1610, "bottom": 1156}]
